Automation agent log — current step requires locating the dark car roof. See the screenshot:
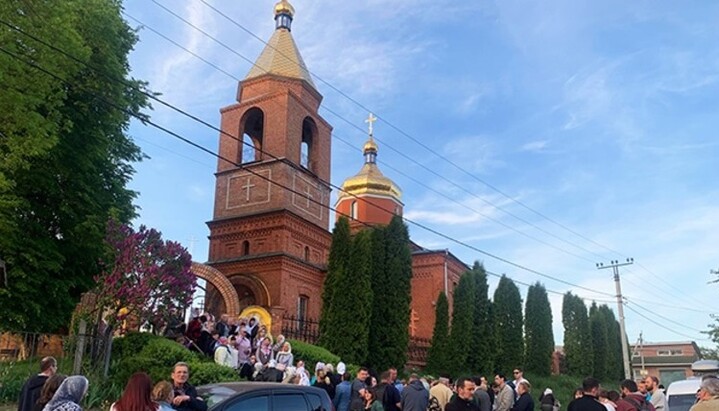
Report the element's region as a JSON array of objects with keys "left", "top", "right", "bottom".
[{"left": 197, "top": 382, "right": 330, "bottom": 409}]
